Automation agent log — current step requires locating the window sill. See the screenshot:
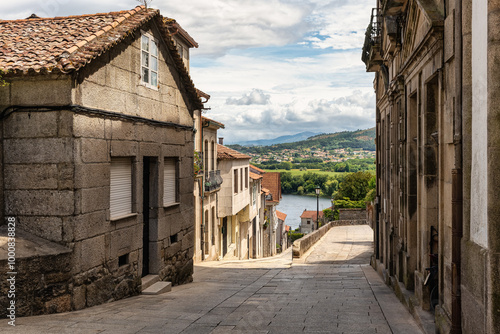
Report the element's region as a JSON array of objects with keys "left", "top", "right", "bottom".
[
  {"left": 163, "top": 202, "right": 180, "bottom": 209},
  {"left": 140, "top": 82, "right": 159, "bottom": 91},
  {"left": 110, "top": 213, "right": 138, "bottom": 222}
]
